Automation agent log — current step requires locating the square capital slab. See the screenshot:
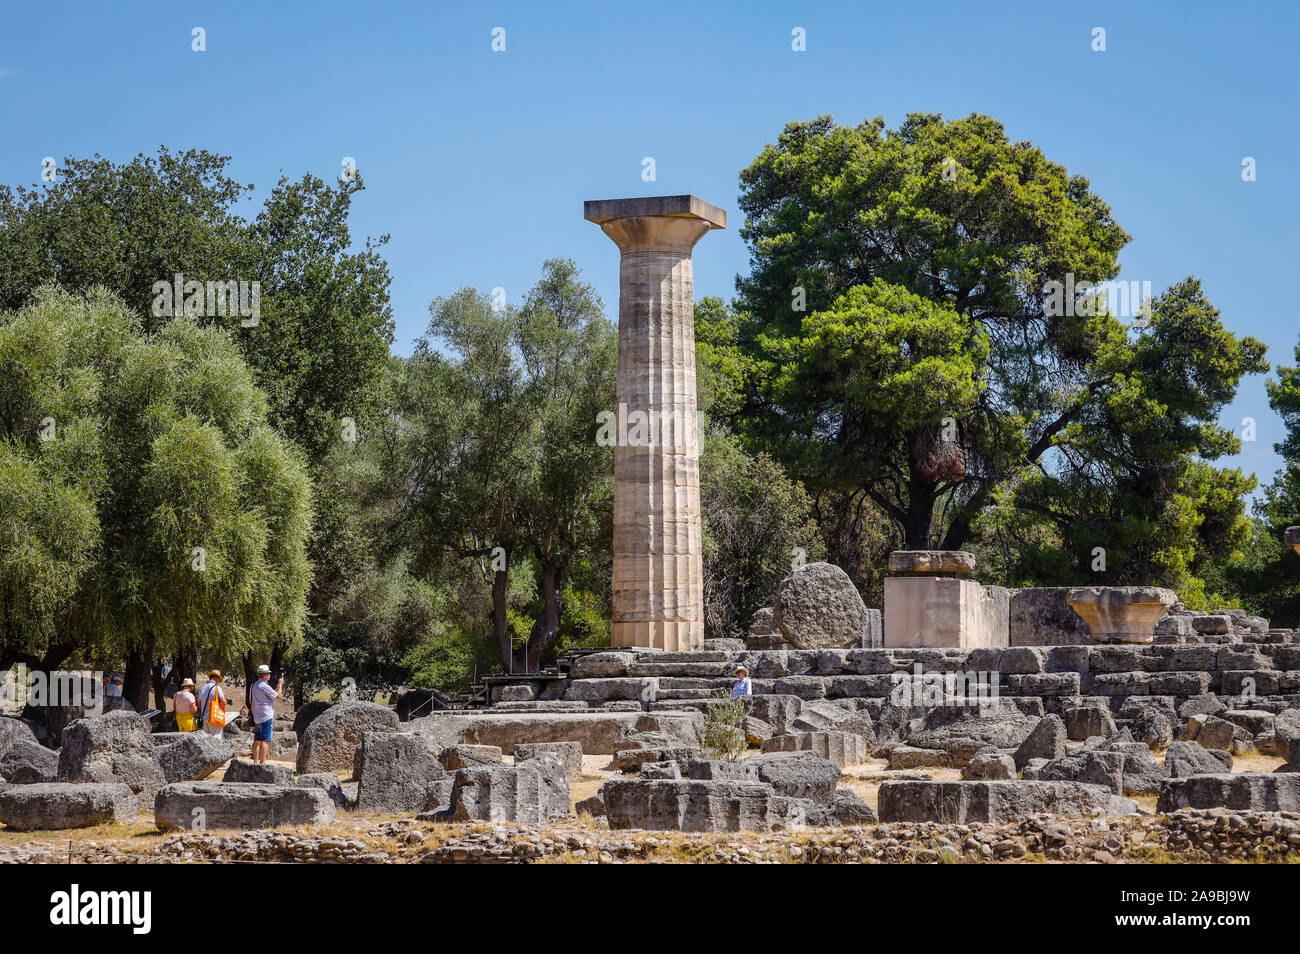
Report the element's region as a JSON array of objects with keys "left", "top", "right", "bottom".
[{"left": 584, "top": 195, "right": 726, "bottom": 230}]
